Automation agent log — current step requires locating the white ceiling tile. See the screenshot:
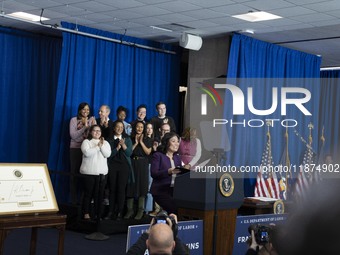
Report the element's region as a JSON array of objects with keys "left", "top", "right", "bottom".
[
  {"left": 129, "top": 17, "right": 168, "bottom": 26},
  {"left": 155, "top": 13, "right": 197, "bottom": 23},
  {"left": 39, "top": 8, "right": 70, "bottom": 19},
  {"left": 128, "top": 5, "right": 172, "bottom": 16},
  {"left": 80, "top": 12, "right": 114, "bottom": 22},
  {"left": 260, "top": 17, "right": 301, "bottom": 26},
  {"left": 199, "top": 25, "right": 234, "bottom": 33},
  {"left": 60, "top": 16, "right": 96, "bottom": 26},
  {"left": 48, "top": 4, "right": 88, "bottom": 16},
  {"left": 49, "top": 0, "right": 87, "bottom": 4},
  {"left": 224, "top": 22, "right": 271, "bottom": 31},
  {"left": 270, "top": 6, "right": 316, "bottom": 17},
  {"left": 232, "top": 0, "right": 254, "bottom": 2},
  {"left": 209, "top": 16, "right": 248, "bottom": 26},
  {"left": 326, "top": 9, "right": 340, "bottom": 18},
  {"left": 181, "top": 19, "right": 220, "bottom": 28},
  {"left": 90, "top": 23, "right": 125, "bottom": 32},
  {"left": 71, "top": 1, "right": 116, "bottom": 12},
  {"left": 237, "top": 22, "right": 272, "bottom": 30},
  {"left": 181, "top": 9, "right": 228, "bottom": 19},
  {"left": 286, "top": 0, "right": 323, "bottom": 4},
  {"left": 276, "top": 23, "right": 314, "bottom": 32},
  {"left": 183, "top": 0, "right": 235, "bottom": 8},
  {"left": 11, "top": 0, "right": 62, "bottom": 9},
  {"left": 302, "top": 0, "right": 340, "bottom": 12},
  {"left": 244, "top": 0, "right": 295, "bottom": 11},
  {"left": 2, "top": 1, "right": 38, "bottom": 12},
  {"left": 155, "top": 1, "right": 201, "bottom": 12},
  {"left": 112, "top": 20, "right": 144, "bottom": 29},
  {"left": 99, "top": 10, "right": 144, "bottom": 19},
  {"left": 210, "top": 4, "right": 255, "bottom": 15},
  {"left": 96, "top": 0, "right": 145, "bottom": 9},
  {"left": 137, "top": 0, "right": 172, "bottom": 4},
  {"left": 291, "top": 13, "right": 336, "bottom": 22},
  {"left": 309, "top": 19, "right": 340, "bottom": 27}
]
